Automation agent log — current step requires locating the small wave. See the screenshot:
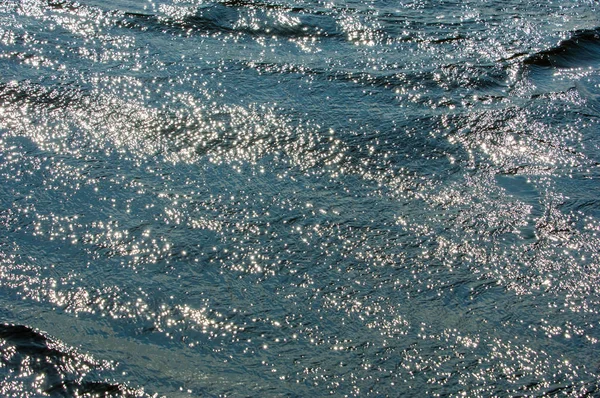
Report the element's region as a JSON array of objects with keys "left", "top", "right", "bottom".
[
  {"left": 0, "top": 323, "right": 141, "bottom": 397},
  {"left": 524, "top": 27, "right": 600, "bottom": 68},
  {"left": 119, "top": 3, "right": 341, "bottom": 40},
  {"left": 242, "top": 59, "right": 507, "bottom": 95}
]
